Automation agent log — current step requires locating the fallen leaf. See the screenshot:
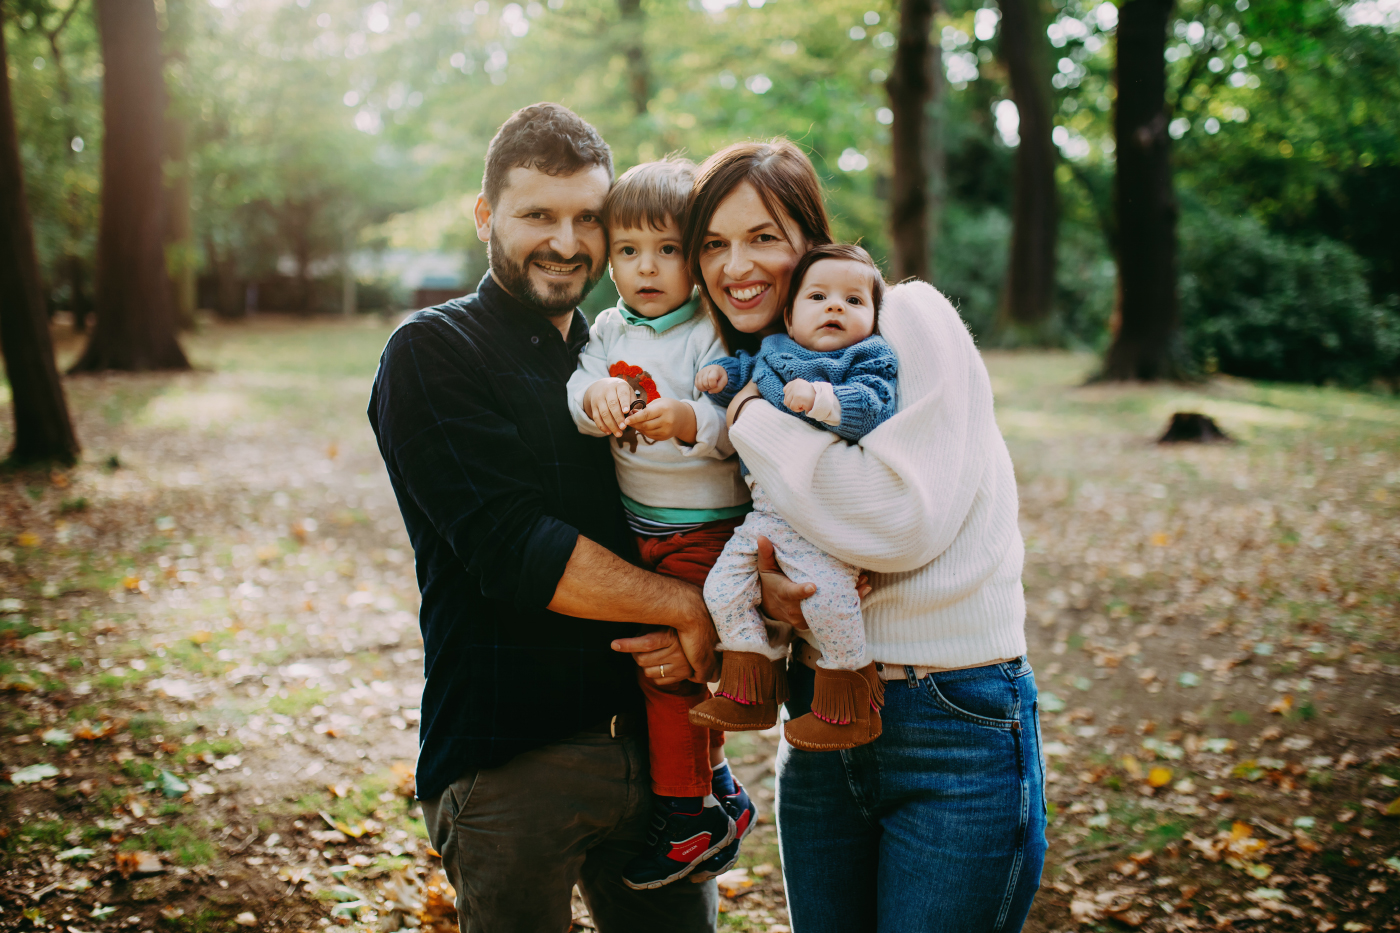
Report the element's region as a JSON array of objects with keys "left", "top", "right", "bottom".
[
  {"left": 1268, "top": 695, "right": 1294, "bottom": 714},
  {"left": 8, "top": 763, "right": 60, "bottom": 784},
  {"left": 1148, "top": 766, "right": 1174, "bottom": 788},
  {"left": 114, "top": 850, "right": 163, "bottom": 878},
  {"left": 234, "top": 912, "right": 257, "bottom": 927}
]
